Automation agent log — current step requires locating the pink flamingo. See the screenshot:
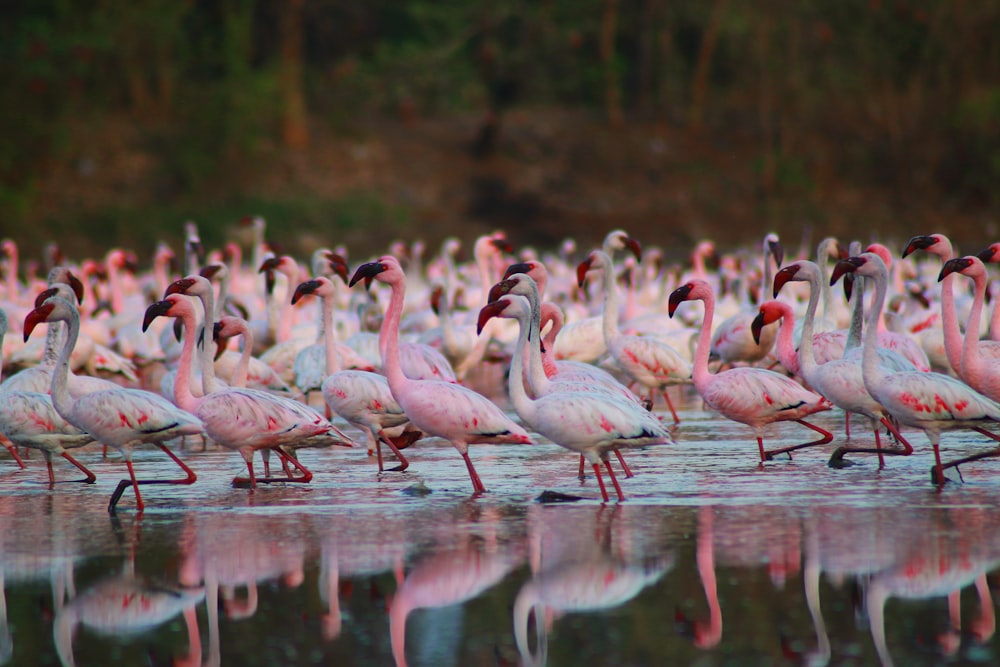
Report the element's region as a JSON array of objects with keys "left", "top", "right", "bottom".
[
  {"left": 668, "top": 279, "right": 833, "bottom": 463},
  {"left": 831, "top": 253, "right": 1000, "bottom": 484},
  {"left": 479, "top": 294, "right": 671, "bottom": 502},
  {"left": 578, "top": 249, "right": 691, "bottom": 423},
  {"left": 291, "top": 276, "right": 421, "bottom": 472},
  {"left": 23, "top": 296, "right": 203, "bottom": 512},
  {"left": 143, "top": 294, "right": 353, "bottom": 489},
  {"left": 349, "top": 256, "right": 531, "bottom": 494},
  {"left": 765, "top": 260, "right": 914, "bottom": 467},
  {"left": 939, "top": 256, "right": 1000, "bottom": 401}
]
